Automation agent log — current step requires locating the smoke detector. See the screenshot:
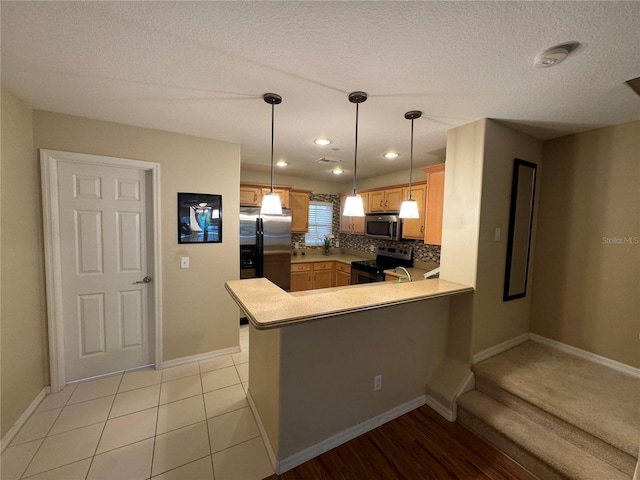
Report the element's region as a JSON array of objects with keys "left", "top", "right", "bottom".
[{"left": 534, "top": 42, "right": 580, "bottom": 68}]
